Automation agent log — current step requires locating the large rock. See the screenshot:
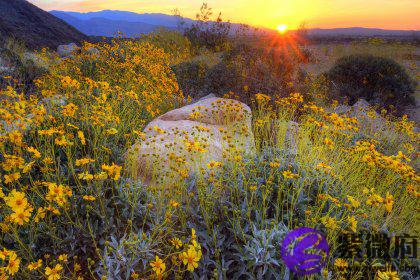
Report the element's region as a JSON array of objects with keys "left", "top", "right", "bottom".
[
  {"left": 341, "top": 99, "right": 388, "bottom": 133},
  {"left": 334, "top": 99, "right": 401, "bottom": 139},
  {"left": 23, "top": 52, "right": 49, "bottom": 69},
  {"left": 57, "top": 43, "right": 80, "bottom": 57},
  {"left": 0, "top": 55, "right": 14, "bottom": 74},
  {"left": 127, "top": 96, "right": 255, "bottom": 185}
]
